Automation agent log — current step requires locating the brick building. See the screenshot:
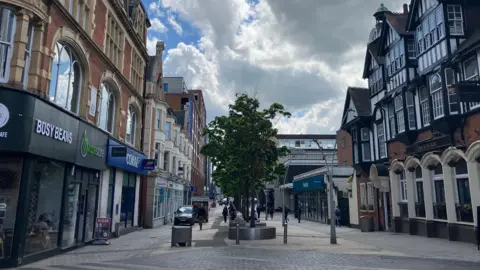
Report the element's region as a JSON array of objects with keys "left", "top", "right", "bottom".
[
  {"left": 340, "top": 1, "right": 480, "bottom": 244},
  {"left": 0, "top": 0, "right": 150, "bottom": 266},
  {"left": 165, "top": 86, "right": 207, "bottom": 196}
]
